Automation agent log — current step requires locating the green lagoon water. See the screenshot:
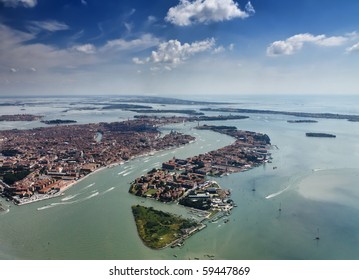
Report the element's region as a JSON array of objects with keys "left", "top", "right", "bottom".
[{"left": 1, "top": 95, "right": 359, "bottom": 259}]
